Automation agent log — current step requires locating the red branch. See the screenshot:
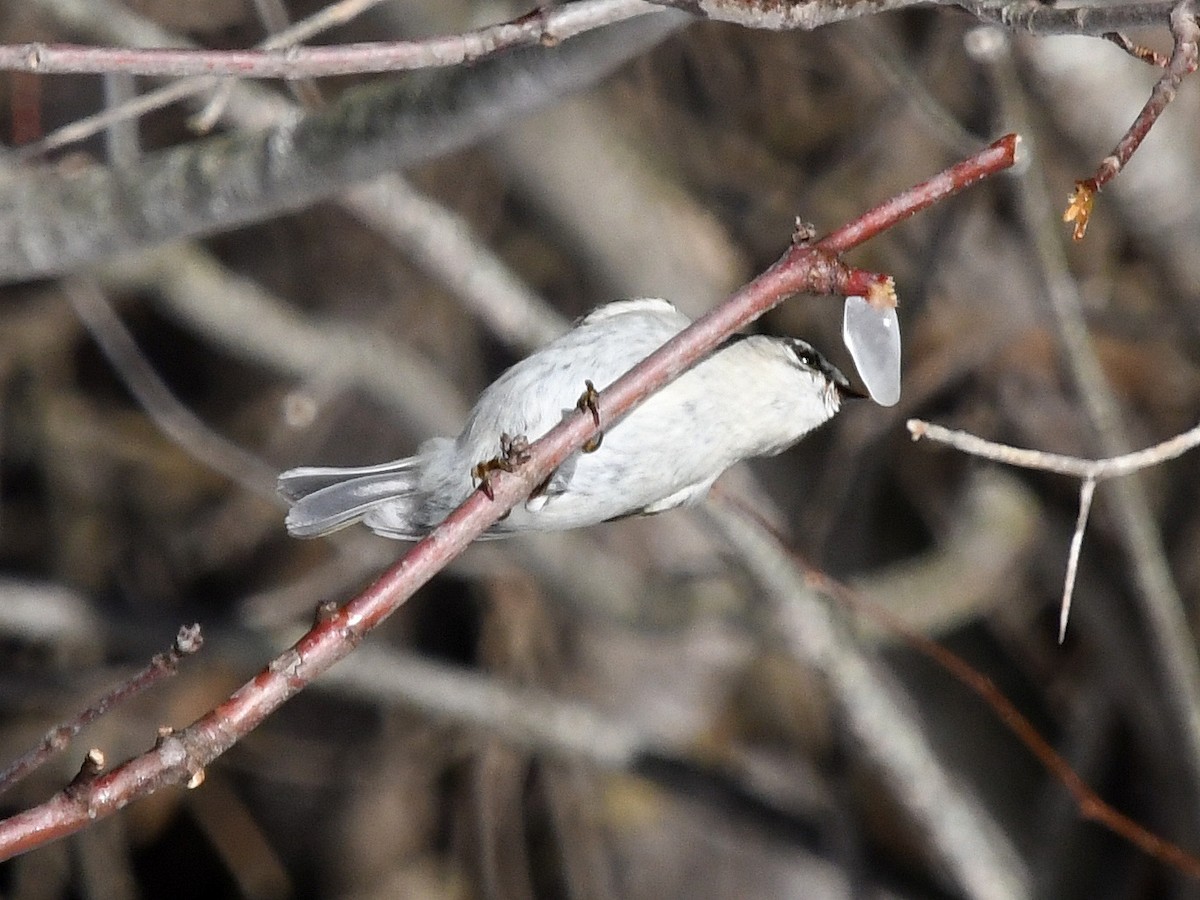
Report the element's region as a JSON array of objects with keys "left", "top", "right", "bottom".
[
  {"left": 1065, "top": 0, "right": 1199, "bottom": 239},
  {"left": 0, "top": 133, "right": 1018, "bottom": 862}
]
